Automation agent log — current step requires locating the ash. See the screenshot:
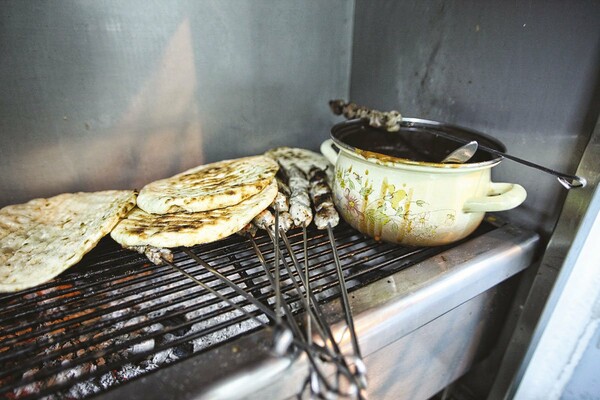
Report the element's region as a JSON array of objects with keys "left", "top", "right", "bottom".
[{"left": 11, "top": 276, "right": 273, "bottom": 399}]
